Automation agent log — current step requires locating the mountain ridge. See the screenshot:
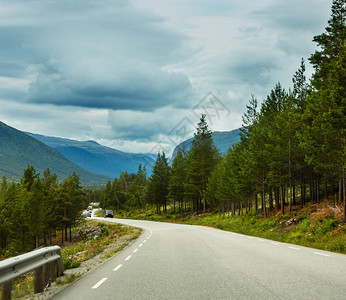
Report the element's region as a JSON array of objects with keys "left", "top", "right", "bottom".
[
  {"left": 0, "top": 121, "right": 110, "bottom": 185},
  {"left": 171, "top": 128, "right": 241, "bottom": 161},
  {"left": 25, "top": 132, "right": 155, "bottom": 178}
]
